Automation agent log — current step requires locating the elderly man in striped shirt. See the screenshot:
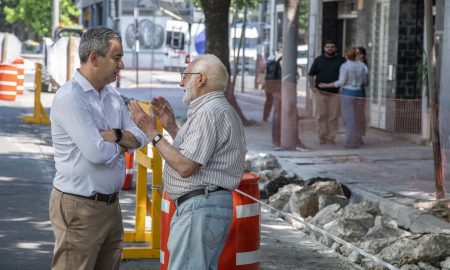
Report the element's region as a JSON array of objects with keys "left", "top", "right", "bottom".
[{"left": 128, "top": 54, "right": 247, "bottom": 269}]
